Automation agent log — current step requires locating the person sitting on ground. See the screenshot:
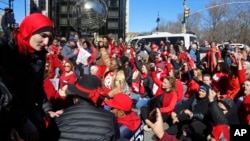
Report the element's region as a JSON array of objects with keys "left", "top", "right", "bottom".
[
  {"left": 57, "top": 74, "right": 120, "bottom": 141},
  {"left": 167, "top": 84, "right": 210, "bottom": 140},
  {"left": 105, "top": 93, "right": 142, "bottom": 140}
]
